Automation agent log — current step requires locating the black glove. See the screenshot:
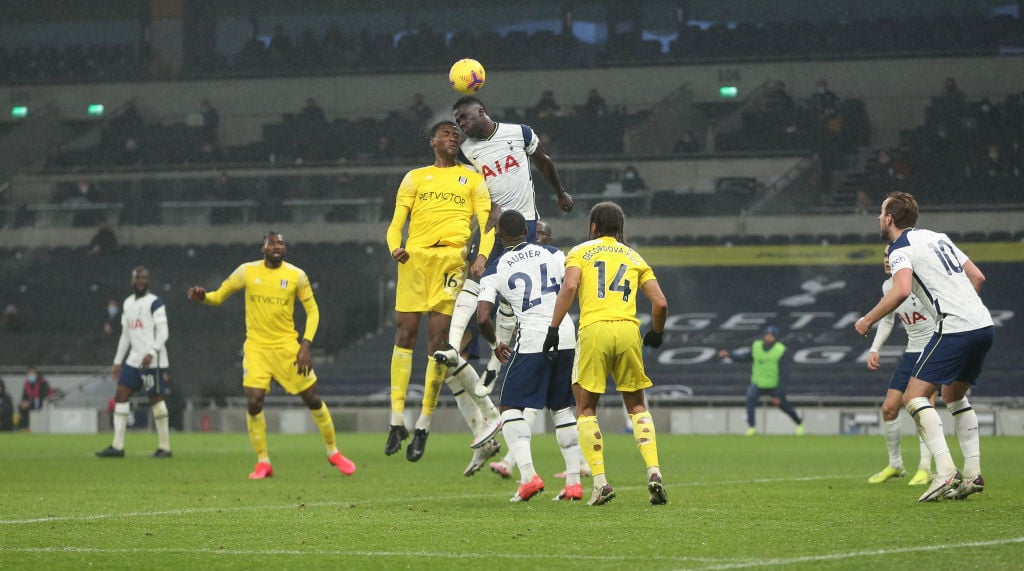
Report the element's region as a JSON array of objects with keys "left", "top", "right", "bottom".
[
  {"left": 543, "top": 326, "right": 560, "bottom": 361},
  {"left": 643, "top": 329, "right": 663, "bottom": 348}
]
